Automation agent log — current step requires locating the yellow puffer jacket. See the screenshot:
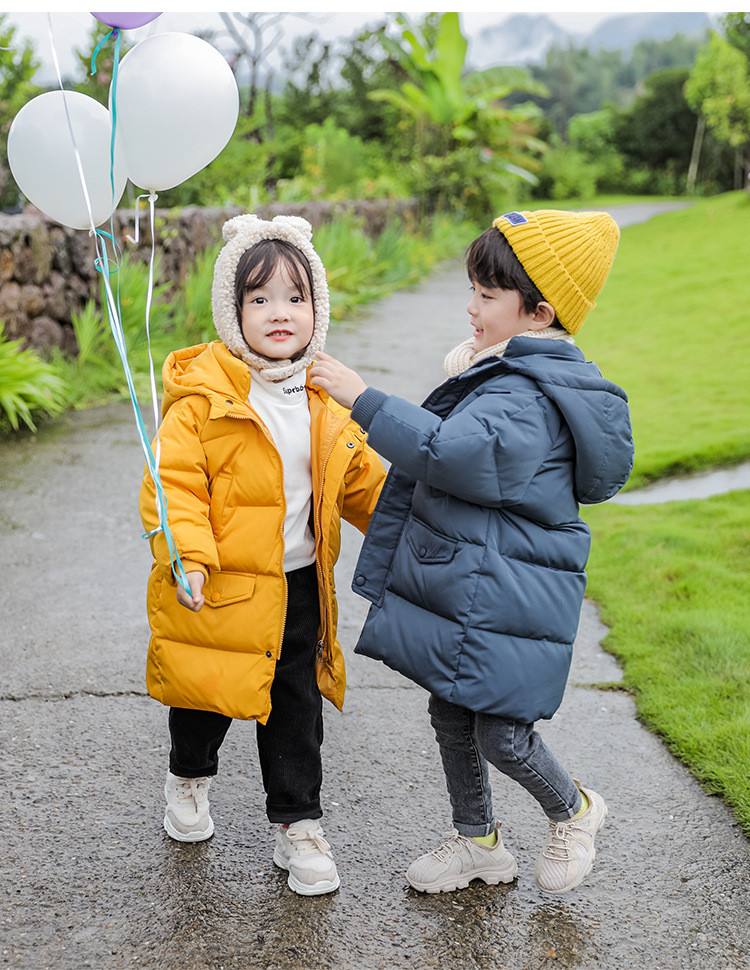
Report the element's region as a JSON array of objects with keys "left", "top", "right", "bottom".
[{"left": 139, "top": 341, "right": 385, "bottom": 722}]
